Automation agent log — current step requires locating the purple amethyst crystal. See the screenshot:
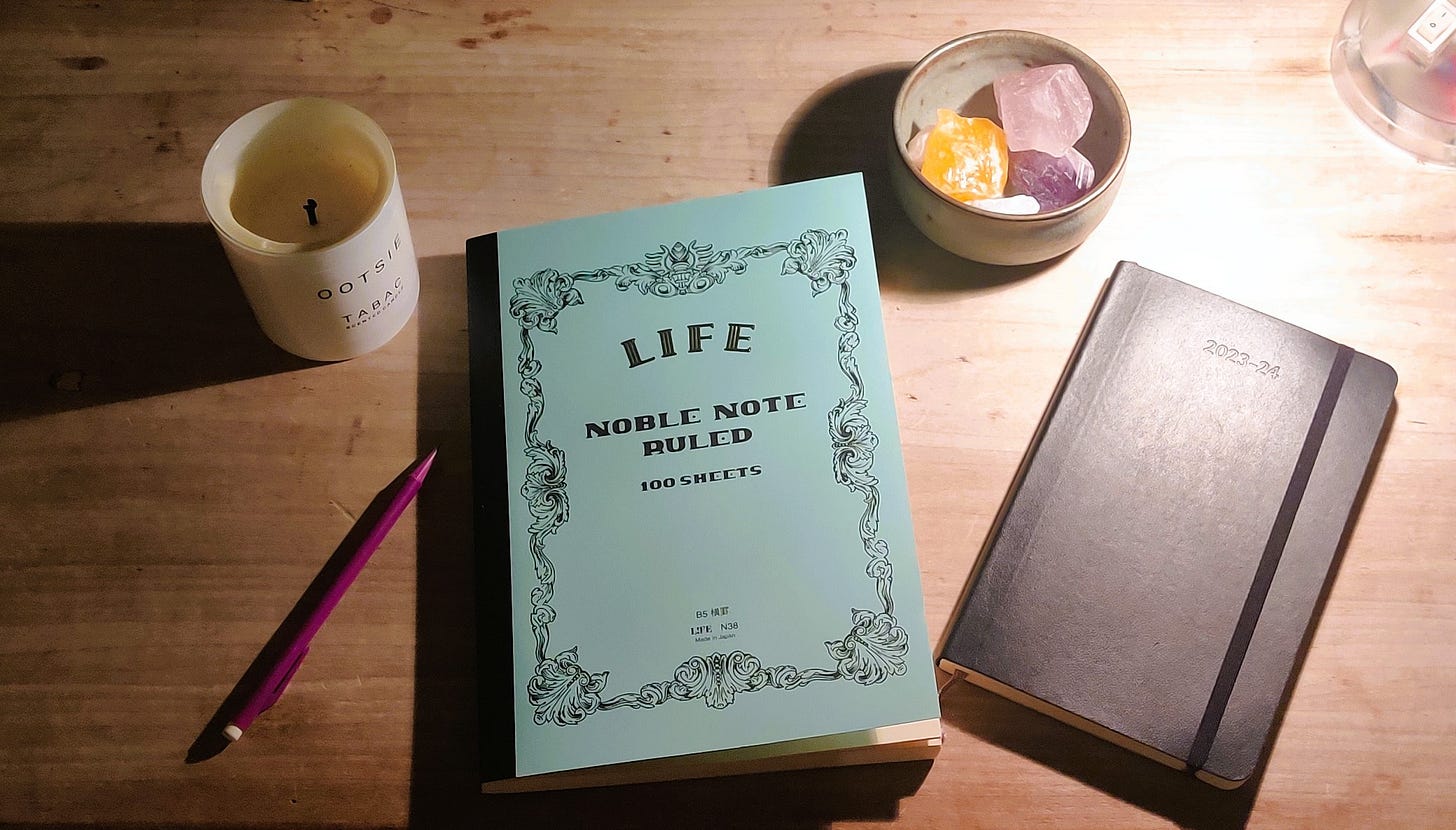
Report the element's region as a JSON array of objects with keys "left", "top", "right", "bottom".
[{"left": 1008, "top": 148, "right": 1095, "bottom": 211}]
